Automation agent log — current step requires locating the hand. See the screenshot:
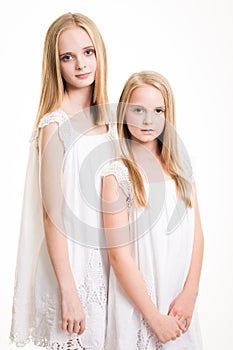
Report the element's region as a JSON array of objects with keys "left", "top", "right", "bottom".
[
  {"left": 61, "top": 289, "right": 85, "bottom": 335},
  {"left": 168, "top": 289, "right": 197, "bottom": 331},
  {"left": 149, "top": 313, "right": 186, "bottom": 344}
]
